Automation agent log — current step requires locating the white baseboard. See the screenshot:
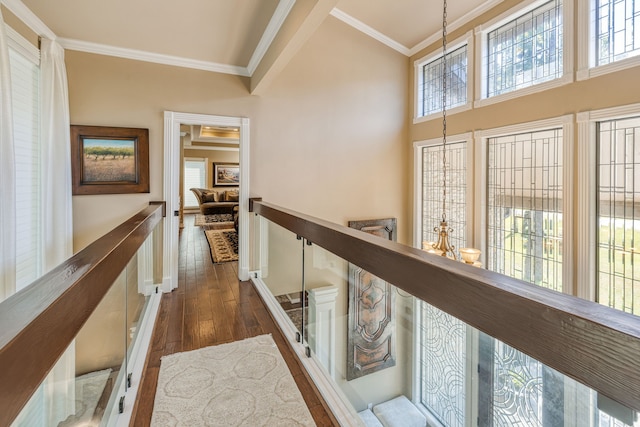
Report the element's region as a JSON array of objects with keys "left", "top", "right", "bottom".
[{"left": 250, "top": 276, "right": 361, "bottom": 426}]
